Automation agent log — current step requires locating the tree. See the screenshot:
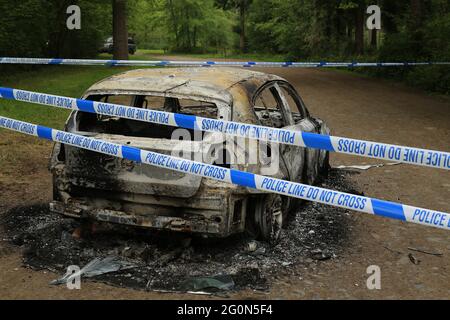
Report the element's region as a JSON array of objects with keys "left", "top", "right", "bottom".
[
  {"left": 381, "top": 0, "right": 400, "bottom": 33},
  {"left": 164, "top": 0, "right": 234, "bottom": 53},
  {"left": 410, "top": 0, "right": 423, "bottom": 30},
  {"left": 367, "top": 1, "right": 380, "bottom": 49},
  {"left": 128, "top": 0, "right": 168, "bottom": 50},
  {"left": 354, "top": 0, "right": 365, "bottom": 55},
  {"left": 215, "top": 0, "right": 252, "bottom": 53},
  {"left": 0, "top": 0, "right": 111, "bottom": 59},
  {"left": 113, "top": 0, "right": 129, "bottom": 60},
  {"left": 237, "top": 0, "right": 251, "bottom": 53},
  {"left": 408, "top": 0, "right": 427, "bottom": 56}
]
